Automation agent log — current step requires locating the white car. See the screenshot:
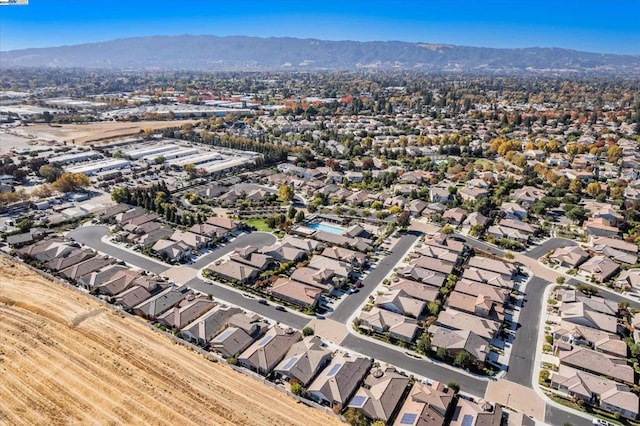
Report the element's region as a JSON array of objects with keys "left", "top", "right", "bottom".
[{"left": 592, "top": 419, "right": 615, "bottom": 426}]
